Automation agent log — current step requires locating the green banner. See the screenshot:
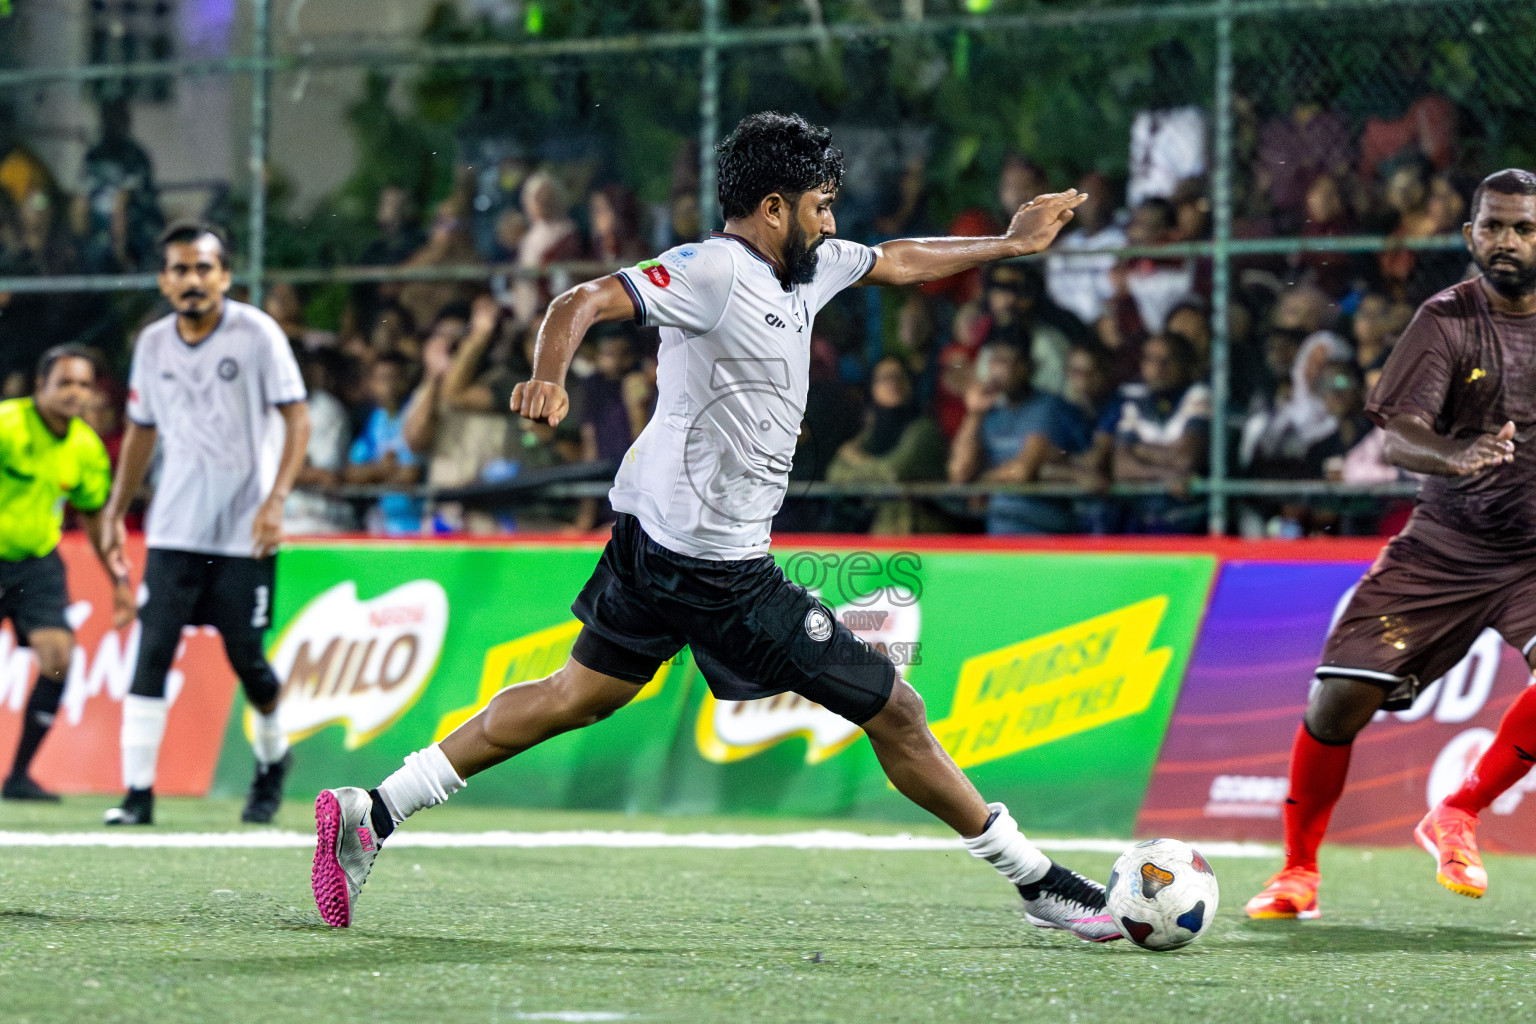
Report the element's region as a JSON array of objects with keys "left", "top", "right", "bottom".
[
  {"left": 212, "top": 543, "right": 693, "bottom": 812},
  {"left": 216, "top": 542, "right": 1214, "bottom": 835}
]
